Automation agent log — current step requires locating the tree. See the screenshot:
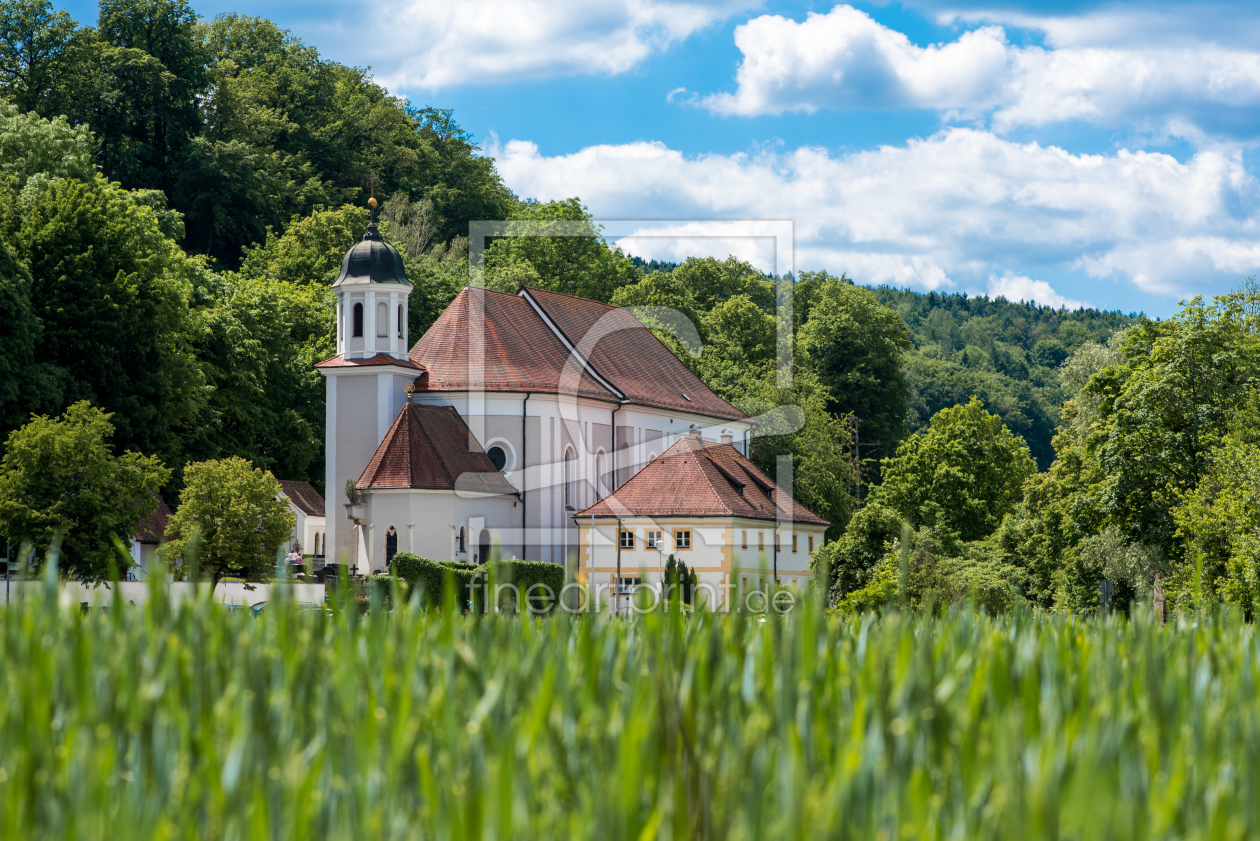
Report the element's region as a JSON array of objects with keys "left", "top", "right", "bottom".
[
  {"left": 0, "top": 99, "right": 94, "bottom": 204},
  {"left": 671, "top": 256, "right": 773, "bottom": 312},
  {"left": 0, "top": 234, "right": 62, "bottom": 433},
  {"left": 874, "top": 397, "right": 1036, "bottom": 542},
  {"left": 813, "top": 503, "right": 902, "bottom": 600},
  {"left": 484, "top": 199, "right": 639, "bottom": 302},
  {"left": 0, "top": 0, "right": 83, "bottom": 116},
  {"left": 737, "top": 370, "right": 858, "bottom": 541},
  {"left": 237, "top": 204, "right": 367, "bottom": 287},
  {"left": 0, "top": 401, "right": 169, "bottom": 582},
  {"left": 97, "top": 0, "right": 208, "bottom": 191},
  {"left": 11, "top": 176, "right": 203, "bottom": 468},
  {"left": 797, "top": 275, "right": 912, "bottom": 463},
  {"left": 1173, "top": 395, "right": 1260, "bottom": 610},
  {"left": 184, "top": 270, "right": 332, "bottom": 487},
  {"left": 163, "top": 456, "right": 294, "bottom": 589},
  {"left": 1084, "top": 293, "right": 1260, "bottom": 558}
]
